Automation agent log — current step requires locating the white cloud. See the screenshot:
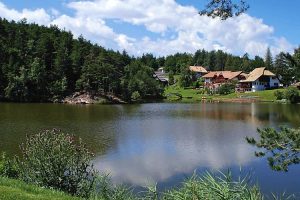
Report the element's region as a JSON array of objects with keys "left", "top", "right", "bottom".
[
  {"left": 0, "top": 2, "right": 51, "bottom": 25},
  {"left": 0, "top": 0, "right": 295, "bottom": 57}
]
